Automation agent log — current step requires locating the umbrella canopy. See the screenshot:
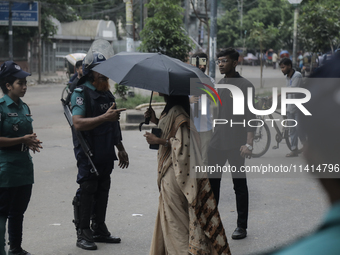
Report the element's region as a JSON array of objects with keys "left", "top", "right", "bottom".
[
  {"left": 92, "top": 52, "right": 212, "bottom": 95},
  {"left": 65, "top": 53, "right": 86, "bottom": 66}
]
